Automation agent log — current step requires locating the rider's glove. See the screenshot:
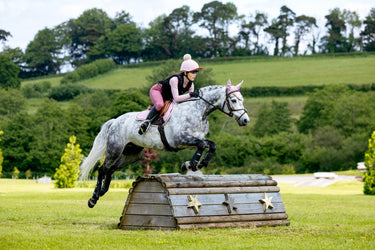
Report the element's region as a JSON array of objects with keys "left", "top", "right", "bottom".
[{"left": 189, "top": 90, "right": 199, "bottom": 98}]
